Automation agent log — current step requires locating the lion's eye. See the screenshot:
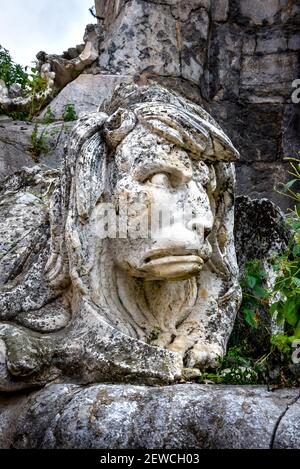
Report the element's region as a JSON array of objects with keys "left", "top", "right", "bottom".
[{"left": 148, "top": 173, "right": 171, "bottom": 188}]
